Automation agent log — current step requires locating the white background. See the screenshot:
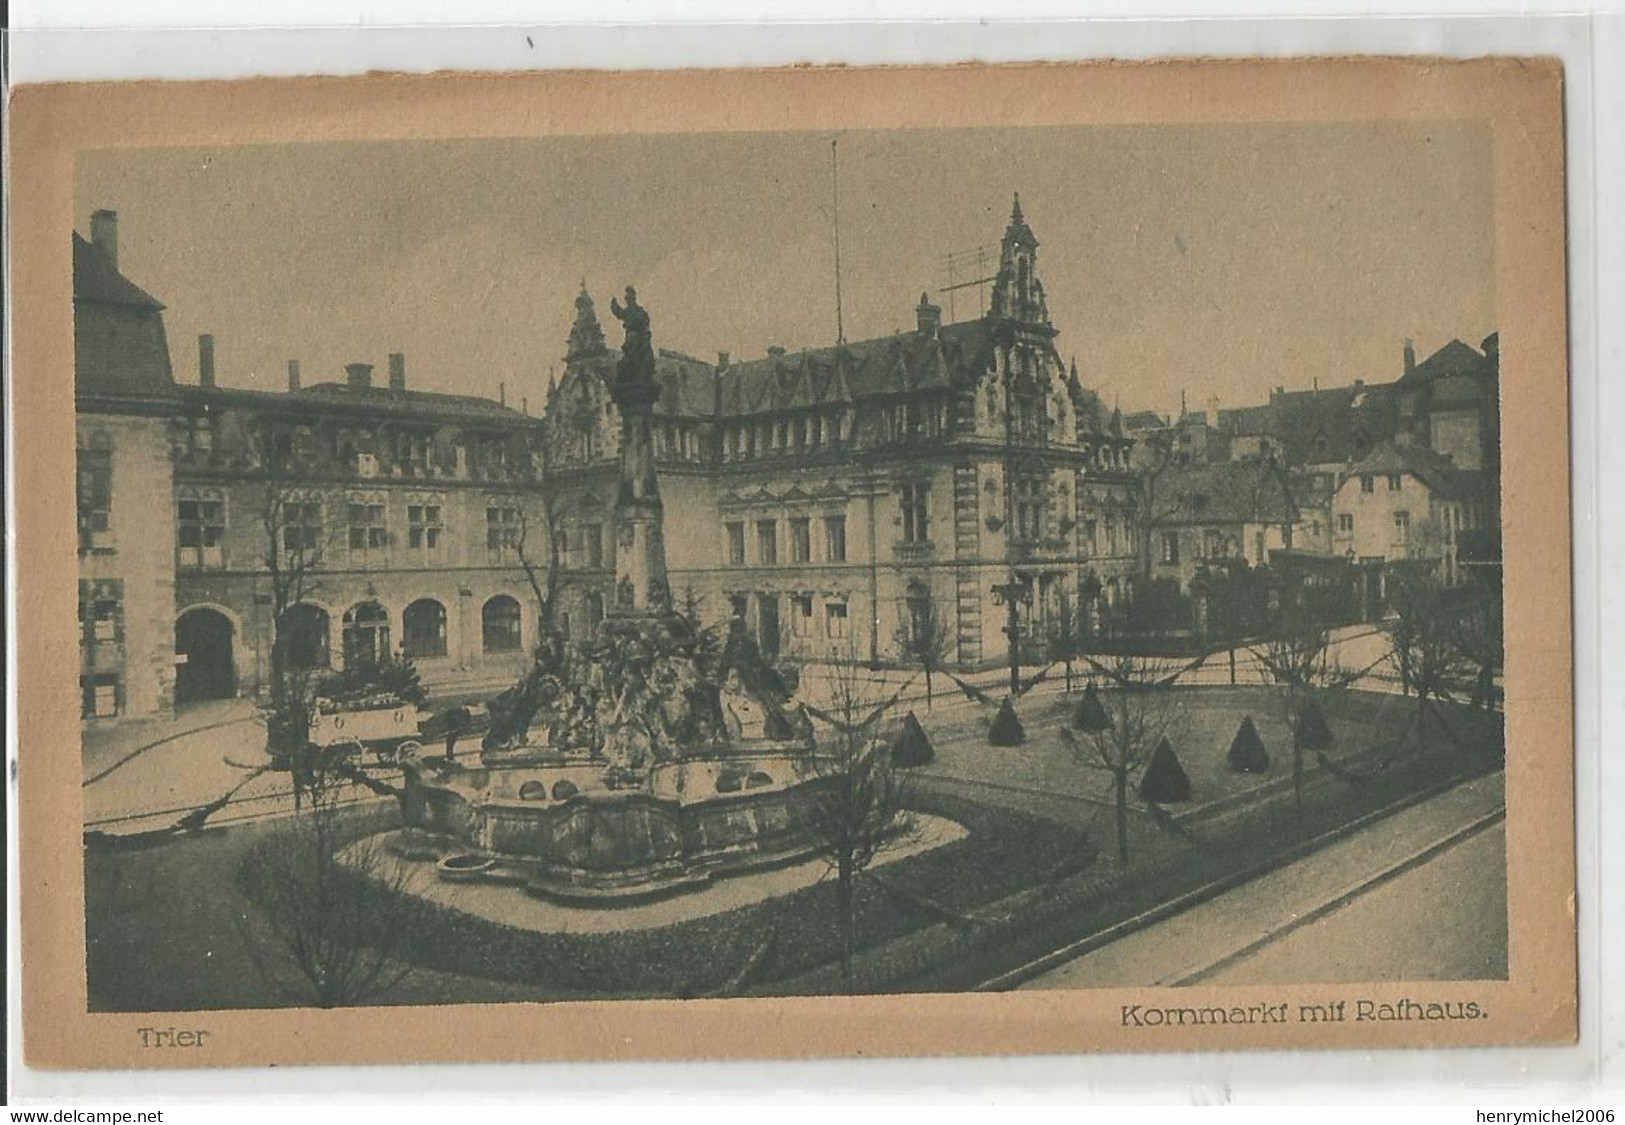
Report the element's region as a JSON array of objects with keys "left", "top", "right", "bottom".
[{"left": 5, "top": 0, "right": 1621, "bottom": 1107}]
